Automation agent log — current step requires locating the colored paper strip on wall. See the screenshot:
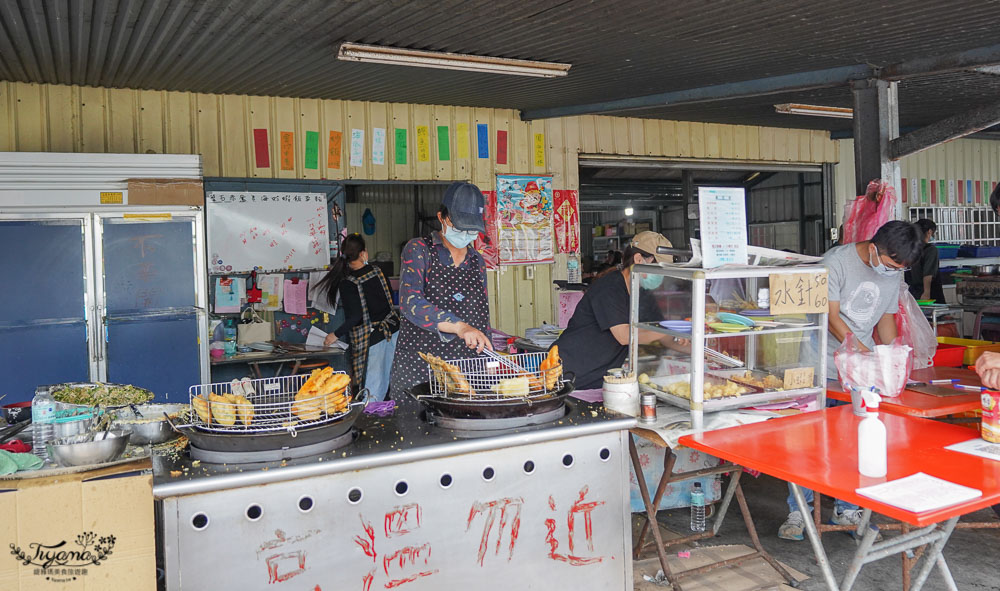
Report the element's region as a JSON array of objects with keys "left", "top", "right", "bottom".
[
  {"left": 456, "top": 123, "right": 470, "bottom": 159},
  {"left": 910, "top": 178, "right": 919, "bottom": 206},
  {"left": 941, "top": 179, "right": 947, "bottom": 204},
  {"left": 280, "top": 131, "right": 294, "bottom": 171},
  {"left": 328, "top": 130, "right": 342, "bottom": 169},
  {"left": 304, "top": 130, "right": 319, "bottom": 170},
  {"left": 976, "top": 180, "right": 983, "bottom": 204},
  {"left": 437, "top": 125, "right": 450, "bottom": 161},
  {"left": 920, "top": 179, "right": 928, "bottom": 204},
  {"left": 253, "top": 128, "right": 270, "bottom": 168},
  {"left": 372, "top": 127, "right": 386, "bottom": 166},
  {"left": 901, "top": 178, "right": 908, "bottom": 202},
  {"left": 395, "top": 128, "right": 407, "bottom": 165},
  {"left": 349, "top": 129, "right": 364, "bottom": 167},
  {"left": 496, "top": 130, "right": 508, "bottom": 165},
  {"left": 930, "top": 179, "right": 937, "bottom": 204},
  {"left": 957, "top": 179, "right": 964, "bottom": 204},
  {"left": 533, "top": 132, "right": 546, "bottom": 168},
  {"left": 417, "top": 126, "right": 430, "bottom": 162},
  {"left": 967, "top": 180, "right": 974, "bottom": 205},
  {"left": 477, "top": 123, "right": 489, "bottom": 158}
]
